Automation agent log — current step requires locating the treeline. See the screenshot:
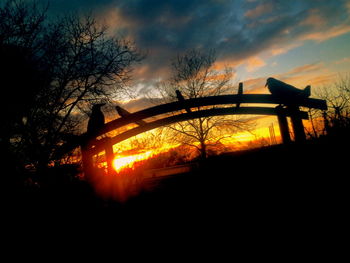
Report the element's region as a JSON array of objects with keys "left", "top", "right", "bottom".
[{"left": 0, "top": 0, "right": 142, "bottom": 183}]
